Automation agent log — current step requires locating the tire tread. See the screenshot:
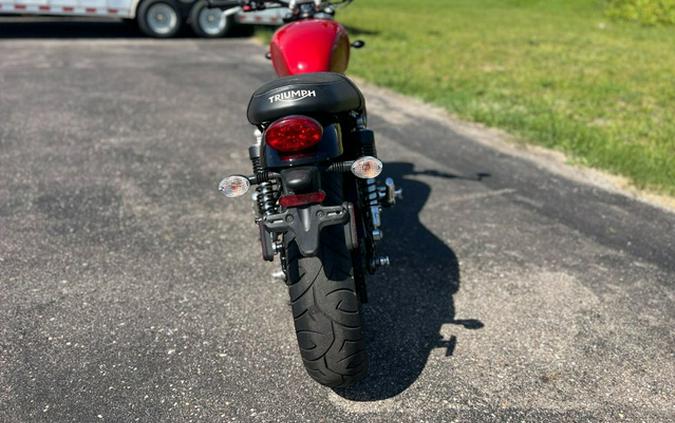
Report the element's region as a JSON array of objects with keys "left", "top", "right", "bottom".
[{"left": 285, "top": 170, "right": 368, "bottom": 387}]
